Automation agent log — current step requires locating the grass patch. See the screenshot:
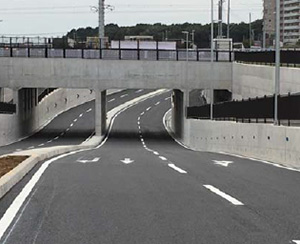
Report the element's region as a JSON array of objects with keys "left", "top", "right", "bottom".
[{"left": 0, "top": 156, "right": 29, "bottom": 179}]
